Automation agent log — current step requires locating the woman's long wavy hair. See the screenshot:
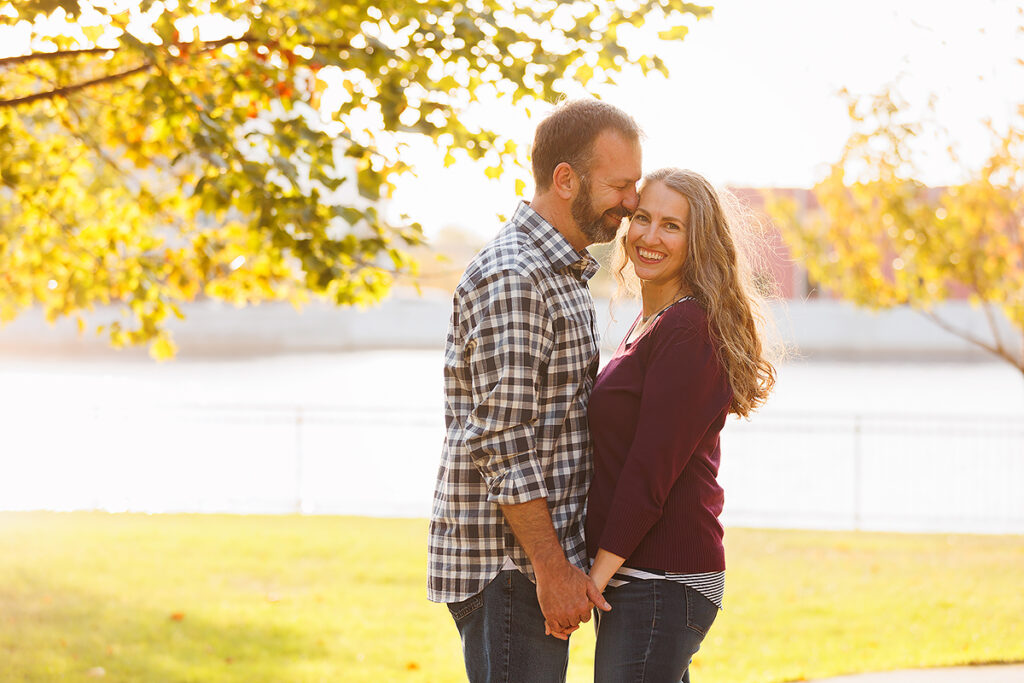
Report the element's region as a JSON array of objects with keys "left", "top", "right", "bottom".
[{"left": 613, "top": 168, "right": 778, "bottom": 417}]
